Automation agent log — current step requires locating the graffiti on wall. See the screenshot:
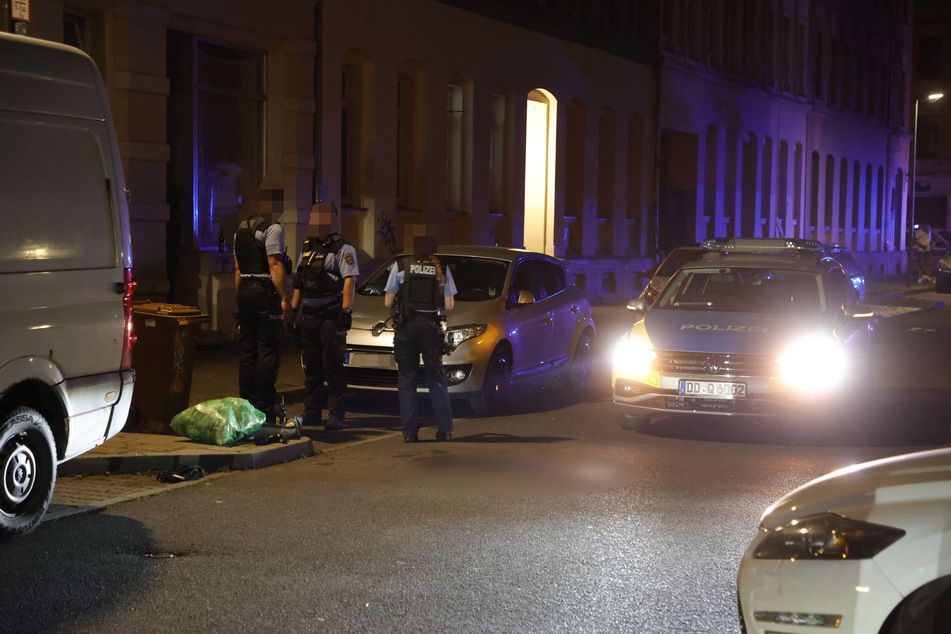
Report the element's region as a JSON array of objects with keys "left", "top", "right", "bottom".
[{"left": 376, "top": 209, "right": 398, "bottom": 254}]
